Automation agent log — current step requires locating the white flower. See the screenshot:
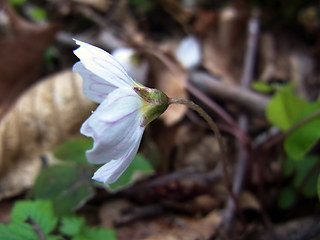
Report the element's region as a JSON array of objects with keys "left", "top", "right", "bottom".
[
  {"left": 112, "top": 47, "right": 149, "bottom": 85},
  {"left": 175, "top": 35, "right": 201, "bottom": 69},
  {"left": 73, "top": 39, "right": 168, "bottom": 184}
]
